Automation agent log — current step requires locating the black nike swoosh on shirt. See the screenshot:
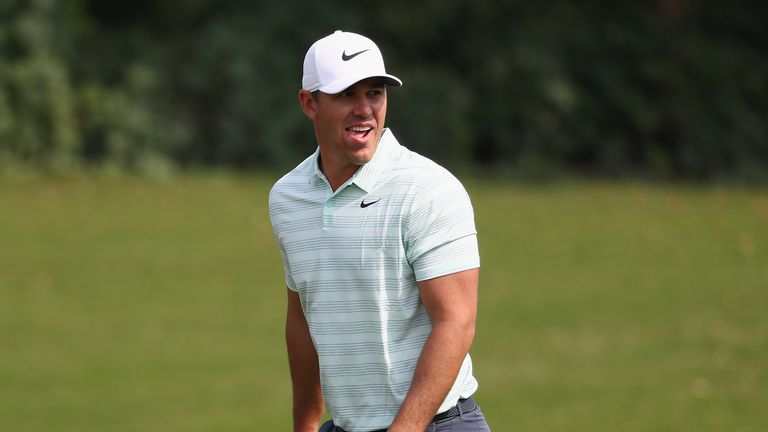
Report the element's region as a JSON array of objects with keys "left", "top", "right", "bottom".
[
  {"left": 342, "top": 49, "right": 370, "bottom": 61},
  {"left": 360, "top": 198, "right": 381, "bottom": 208}
]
